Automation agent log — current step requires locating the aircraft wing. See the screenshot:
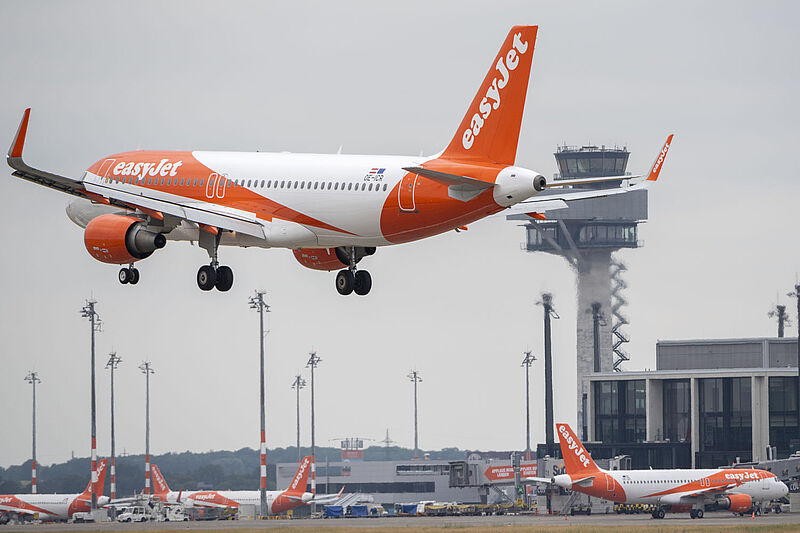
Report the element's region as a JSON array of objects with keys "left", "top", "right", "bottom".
[
  {"left": 402, "top": 166, "right": 495, "bottom": 189},
  {"left": 7, "top": 108, "right": 266, "bottom": 239},
  {"left": 522, "top": 477, "right": 554, "bottom": 484},
  {"left": 657, "top": 483, "right": 737, "bottom": 505},
  {"left": 311, "top": 486, "right": 345, "bottom": 504}
]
